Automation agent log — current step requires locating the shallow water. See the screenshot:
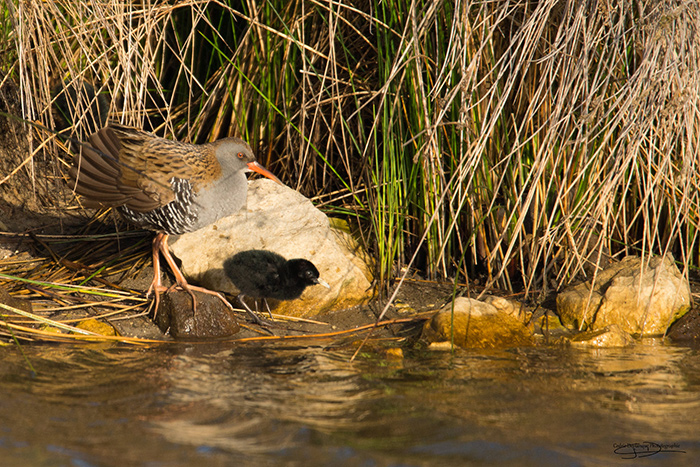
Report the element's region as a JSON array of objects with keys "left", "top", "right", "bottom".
[{"left": 1, "top": 339, "right": 699, "bottom": 466}]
